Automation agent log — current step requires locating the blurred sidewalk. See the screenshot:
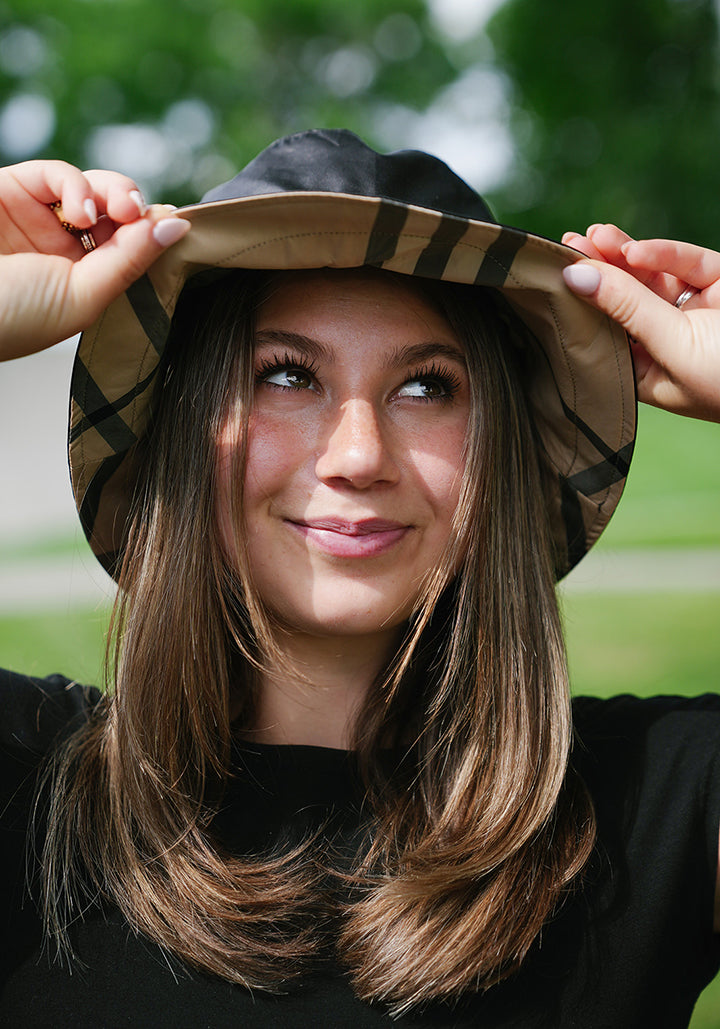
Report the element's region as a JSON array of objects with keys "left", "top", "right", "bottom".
[
  {"left": 560, "top": 546, "right": 720, "bottom": 594},
  {"left": 0, "top": 340, "right": 116, "bottom": 612},
  {"left": 0, "top": 551, "right": 116, "bottom": 613},
  {"left": 0, "top": 340, "right": 79, "bottom": 540}
]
